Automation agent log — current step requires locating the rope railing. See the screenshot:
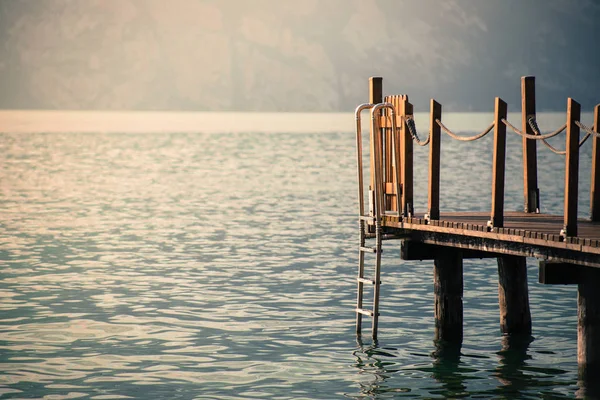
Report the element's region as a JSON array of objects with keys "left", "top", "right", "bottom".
[
  {"left": 527, "top": 116, "right": 567, "bottom": 155},
  {"left": 575, "top": 120, "right": 600, "bottom": 139},
  {"left": 359, "top": 76, "right": 600, "bottom": 264},
  {"left": 502, "top": 118, "right": 565, "bottom": 140},
  {"left": 435, "top": 119, "right": 494, "bottom": 142},
  {"left": 502, "top": 116, "right": 594, "bottom": 155},
  {"left": 539, "top": 139, "right": 566, "bottom": 155},
  {"left": 405, "top": 116, "right": 430, "bottom": 146}
]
